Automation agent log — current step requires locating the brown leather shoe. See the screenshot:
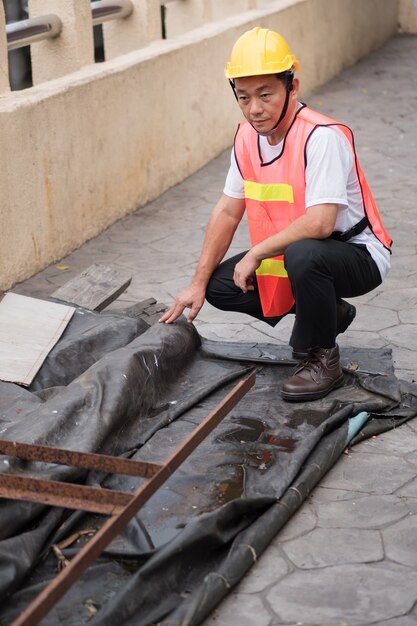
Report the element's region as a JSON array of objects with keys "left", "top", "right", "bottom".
[
  {"left": 291, "top": 300, "right": 356, "bottom": 360},
  {"left": 282, "top": 345, "right": 344, "bottom": 402}
]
